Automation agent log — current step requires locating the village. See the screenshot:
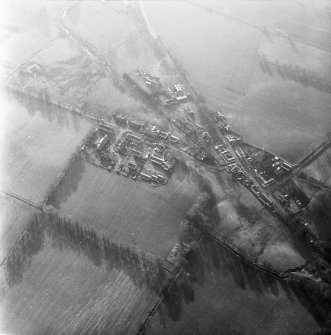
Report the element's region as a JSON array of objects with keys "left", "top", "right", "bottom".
[{"left": 82, "top": 65, "right": 313, "bottom": 224}]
